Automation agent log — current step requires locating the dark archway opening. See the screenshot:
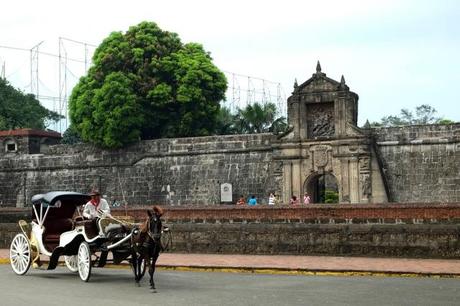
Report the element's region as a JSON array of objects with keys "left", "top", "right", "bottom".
[{"left": 305, "top": 173, "right": 339, "bottom": 203}]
